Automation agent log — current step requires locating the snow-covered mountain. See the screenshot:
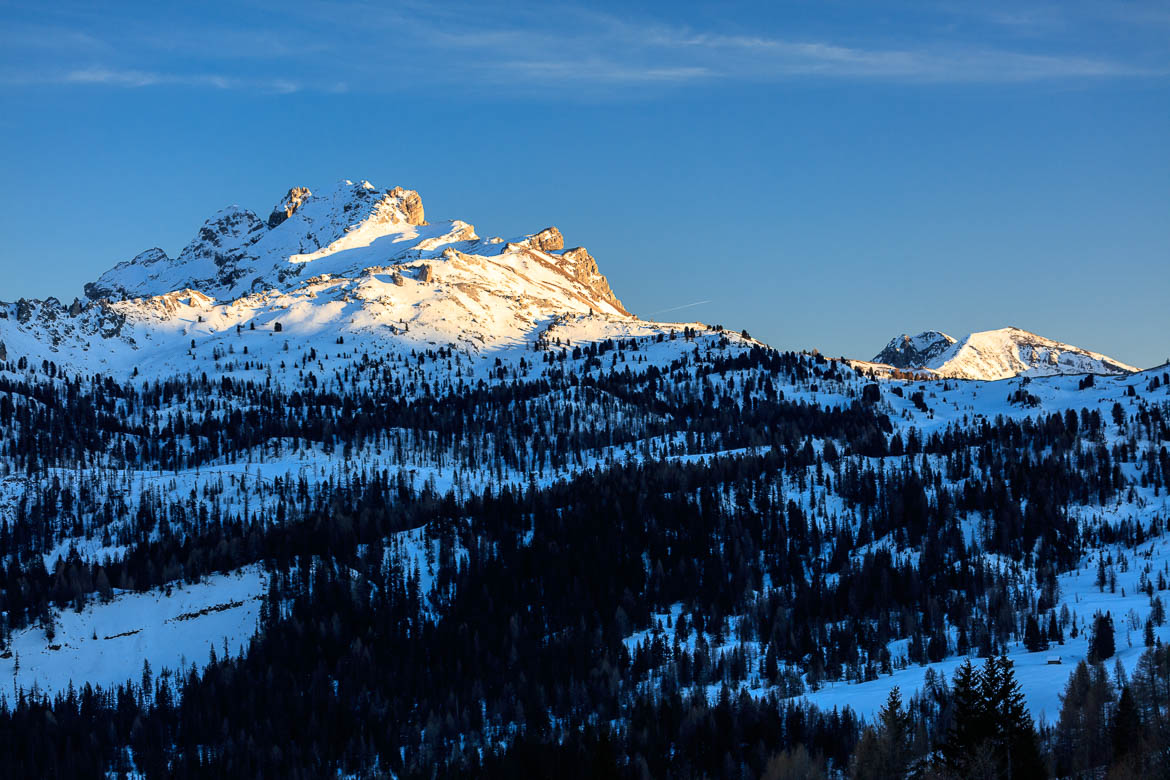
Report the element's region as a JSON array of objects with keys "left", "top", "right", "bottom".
[
  {"left": 2, "top": 179, "right": 1145, "bottom": 390},
  {"left": 2, "top": 179, "right": 646, "bottom": 382},
  {"left": 869, "top": 327, "right": 1138, "bottom": 381},
  {"left": 84, "top": 179, "right": 626, "bottom": 314}
]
